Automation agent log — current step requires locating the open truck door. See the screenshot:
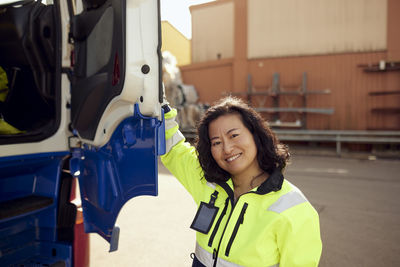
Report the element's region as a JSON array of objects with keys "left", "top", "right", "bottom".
[
  {"left": 67, "top": 0, "right": 165, "bottom": 251},
  {"left": 0, "top": 0, "right": 165, "bottom": 265}
]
